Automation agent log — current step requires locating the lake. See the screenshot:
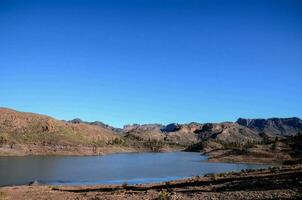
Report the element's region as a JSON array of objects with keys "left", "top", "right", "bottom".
[{"left": 0, "top": 152, "right": 268, "bottom": 186}]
